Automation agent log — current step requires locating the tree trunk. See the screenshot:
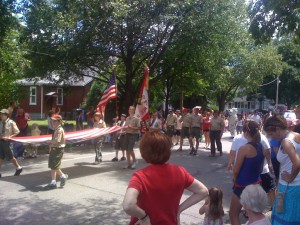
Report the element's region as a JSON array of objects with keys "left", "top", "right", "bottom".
[{"left": 217, "top": 93, "right": 226, "bottom": 112}]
